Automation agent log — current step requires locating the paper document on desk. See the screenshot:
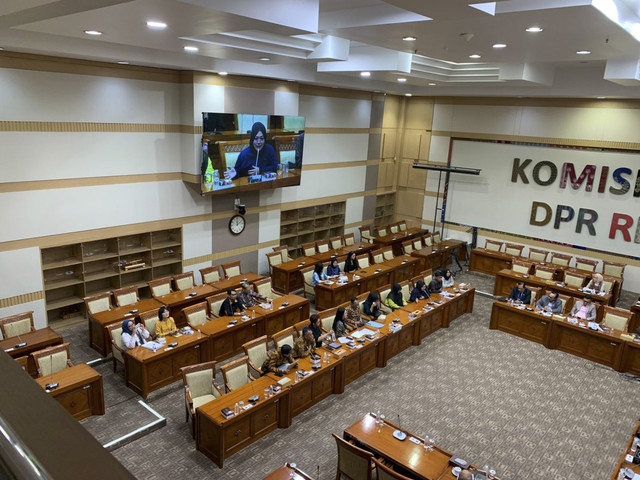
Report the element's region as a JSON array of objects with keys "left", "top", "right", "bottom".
[
  {"left": 588, "top": 322, "right": 603, "bottom": 331},
  {"left": 142, "top": 341, "right": 163, "bottom": 351},
  {"left": 366, "top": 321, "right": 384, "bottom": 329},
  {"left": 337, "top": 337, "right": 350, "bottom": 344},
  {"left": 352, "top": 328, "right": 375, "bottom": 338}
]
